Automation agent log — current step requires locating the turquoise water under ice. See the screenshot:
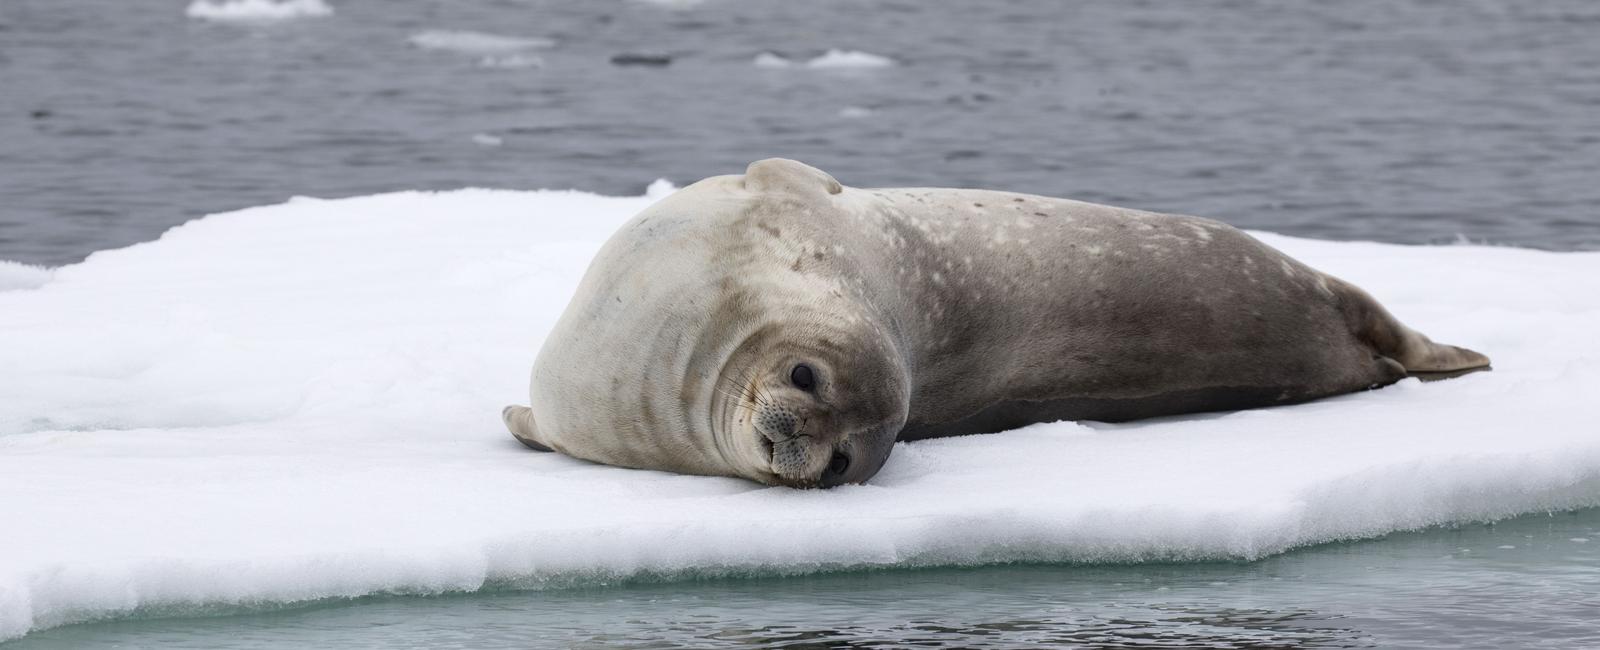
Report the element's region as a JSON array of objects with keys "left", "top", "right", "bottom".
[{"left": 9, "top": 509, "right": 1597, "bottom": 649}]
